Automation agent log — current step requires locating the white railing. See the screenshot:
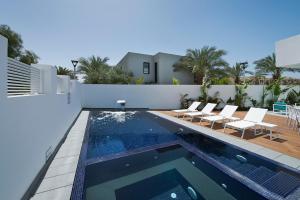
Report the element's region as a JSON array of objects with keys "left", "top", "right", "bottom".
[
  {"left": 7, "top": 57, "right": 41, "bottom": 96},
  {"left": 31, "top": 65, "right": 41, "bottom": 94}
]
